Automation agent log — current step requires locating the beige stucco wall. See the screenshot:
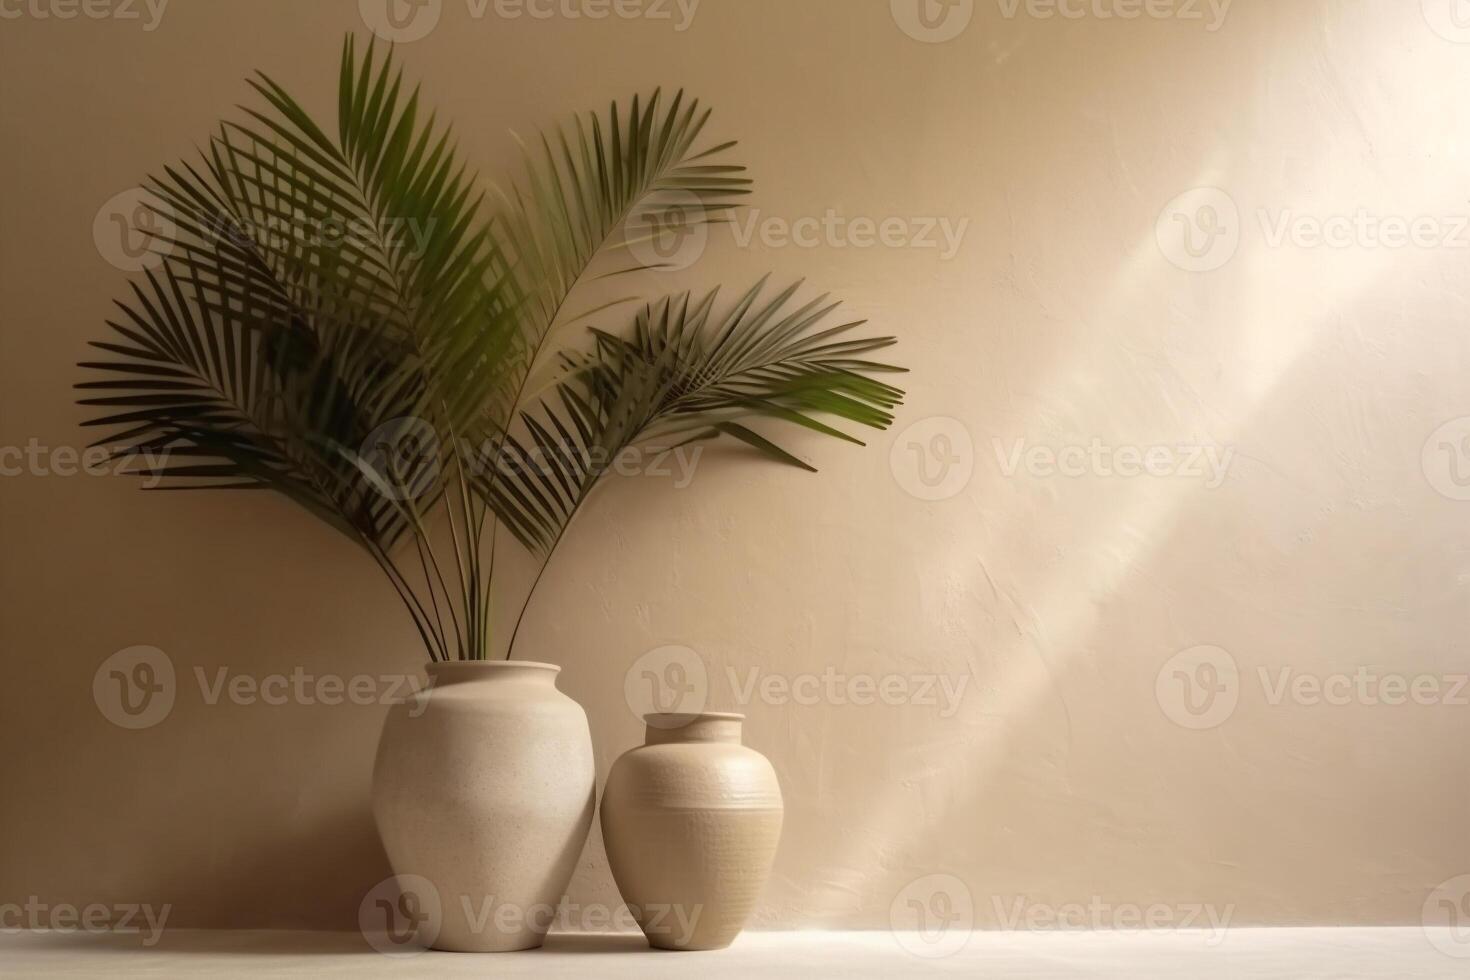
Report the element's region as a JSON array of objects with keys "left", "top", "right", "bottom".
[{"left": 1, "top": 0, "right": 1467, "bottom": 934}]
